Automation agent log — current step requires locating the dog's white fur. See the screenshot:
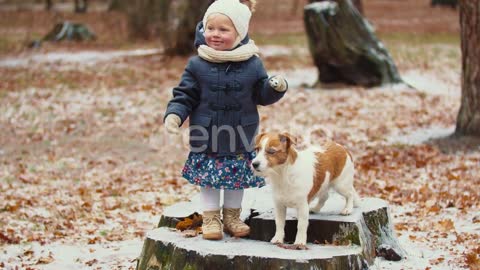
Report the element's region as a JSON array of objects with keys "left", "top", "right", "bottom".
[{"left": 252, "top": 133, "right": 360, "bottom": 246}]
